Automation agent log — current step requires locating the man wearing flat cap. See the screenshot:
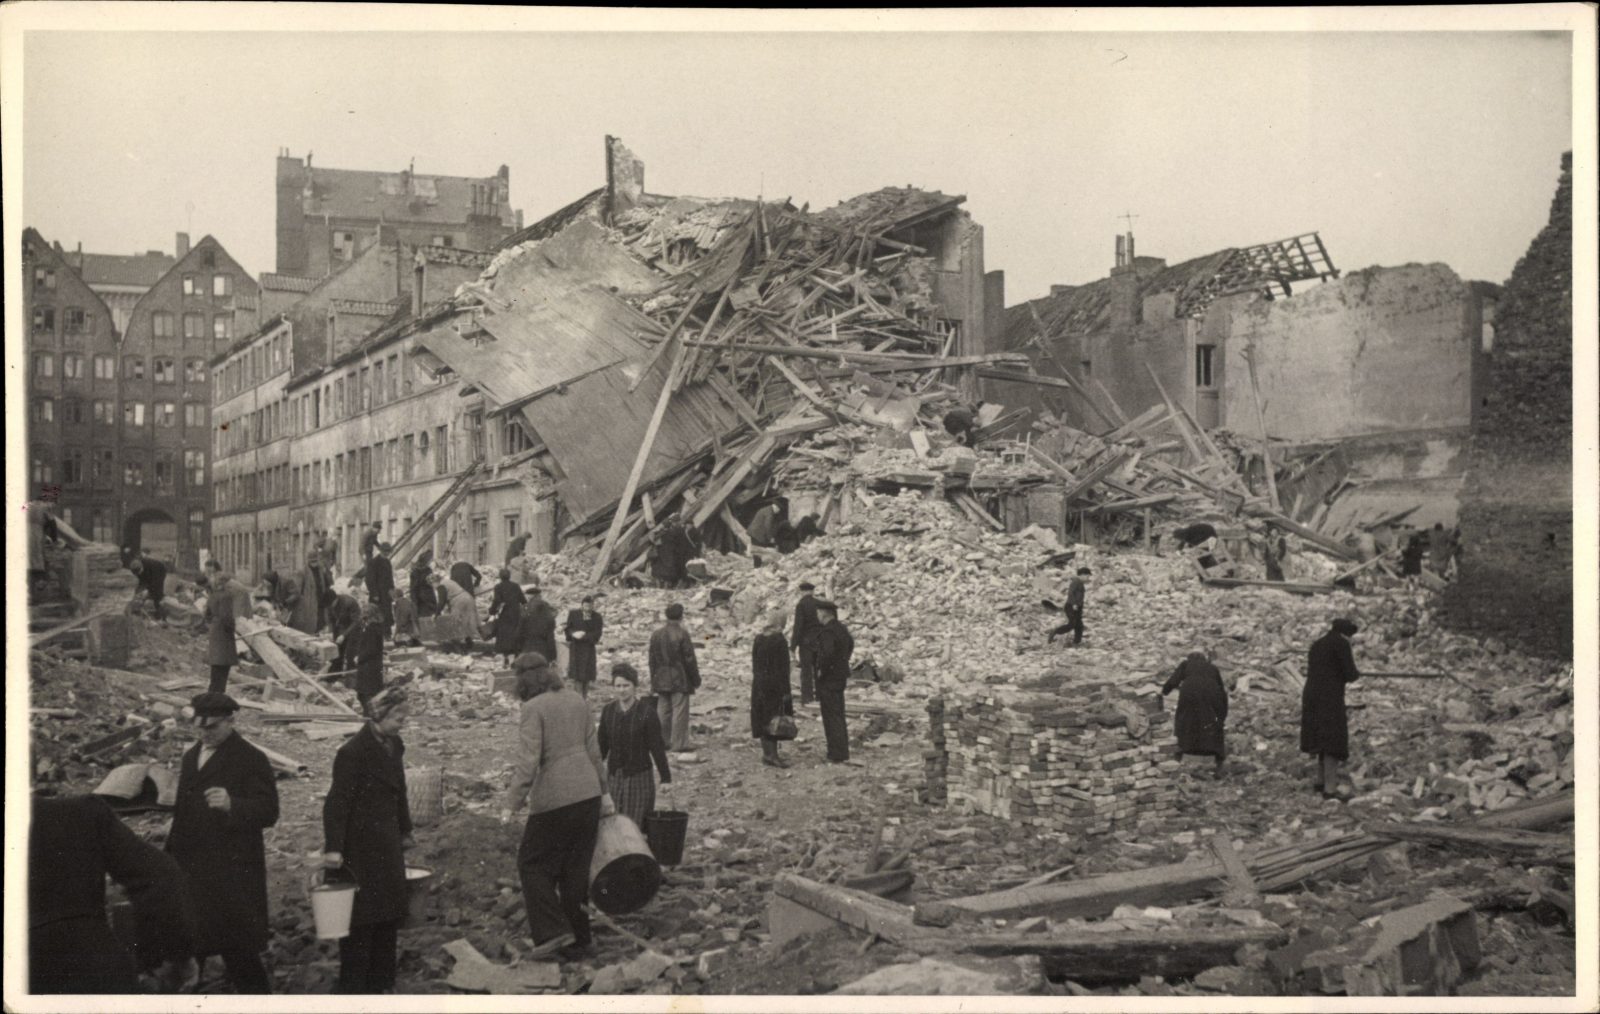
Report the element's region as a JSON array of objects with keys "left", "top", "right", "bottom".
[
  {"left": 790, "top": 582, "right": 822, "bottom": 706},
  {"left": 811, "top": 599, "right": 855, "bottom": 763},
  {"left": 1048, "top": 568, "right": 1091, "bottom": 647},
  {"left": 166, "top": 692, "right": 280, "bottom": 992},
  {"left": 1301, "top": 618, "right": 1363, "bottom": 799}
]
